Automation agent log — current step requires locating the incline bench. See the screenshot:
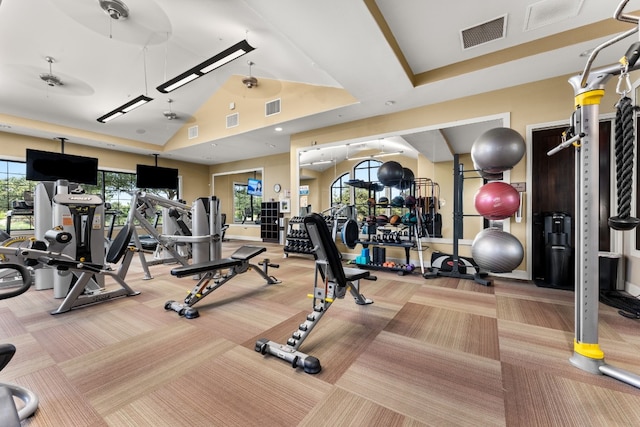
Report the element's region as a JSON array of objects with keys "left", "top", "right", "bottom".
[
  {"left": 255, "top": 213, "right": 375, "bottom": 374},
  {"left": 165, "top": 245, "right": 280, "bottom": 319}
]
